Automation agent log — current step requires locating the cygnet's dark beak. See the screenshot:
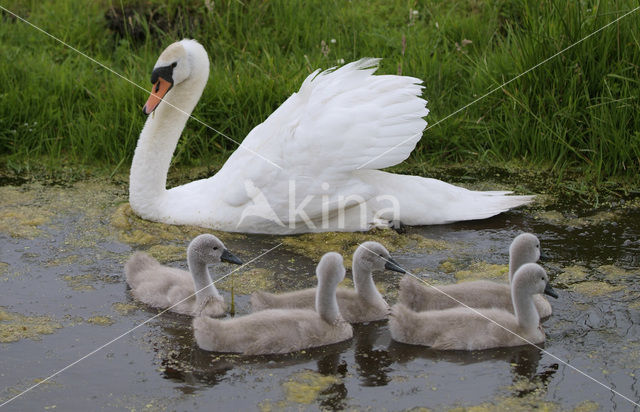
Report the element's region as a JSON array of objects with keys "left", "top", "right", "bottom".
[
  {"left": 543, "top": 282, "right": 558, "bottom": 299},
  {"left": 385, "top": 257, "right": 406, "bottom": 274},
  {"left": 221, "top": 249, "right": 243, "bottom": 265},
  {"left": 539, "top": 250, "right": 548, "bottom": 261}
]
